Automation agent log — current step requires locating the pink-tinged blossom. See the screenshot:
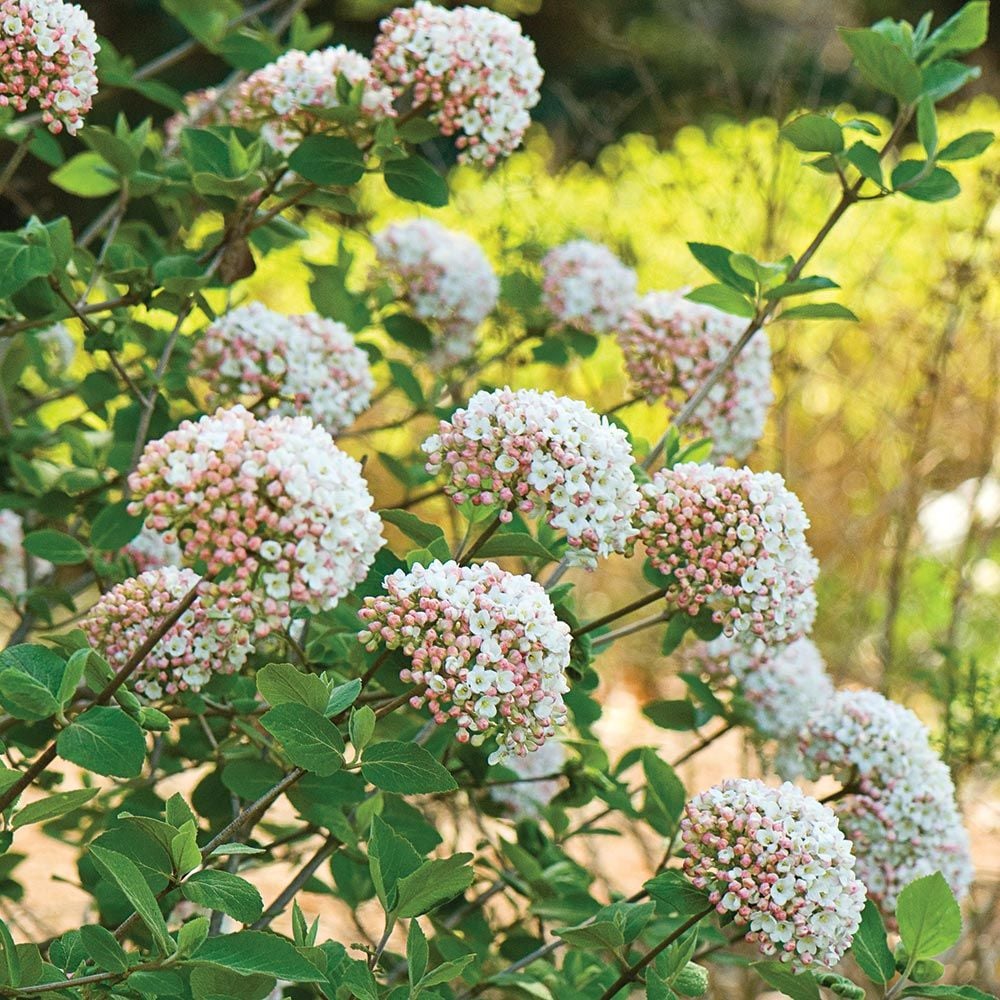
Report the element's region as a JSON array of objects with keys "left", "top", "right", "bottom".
[
  {"left": 541, "top": 241, "right": 637, "bottom": 335},
  {"left": 359, "top": 559, "right": 571, "bottom": 765},
  {"left": 423, "top": 387, "right": 641, "bottom": 567},
  {"left": 193, "top": 303, "right": 374, "bottom": 434},
  {"left": 0, "top": 0, "right": 99, "bottom": 134},
  {"left": 799, "top": 690, "right": 972, "bottom": 918},
  {"left": 371, "top": 2, "right": 542, "bottom": 166},
  {"left": 373, "top": 219, "right": 499, "bottom": 366},
  {"left": 83, "top": 567, "right": 254, "bottom": 701},
  {"left": 618, "top": 292, "right": 773, "bottom": 460},
  {"left": 637, "top": 463, "right": 818, "bottom": 644},
  {"left": 125, "top": 525, "right": 183, "bottom": 574},
  {"left": 164, "top": 87, "right": 229, "bottom": 144},
  {"left": 128, "top": 405, "right": 383, "bottom": 639},
  {"left": 491, "top": 737, "right": 567, "bottom": 818},
  {"left": 231, "top": 45, "right": 395, "bottom": 152},
  {"left": 681, "top": 778, "right": 865, "bottom": 969}
]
